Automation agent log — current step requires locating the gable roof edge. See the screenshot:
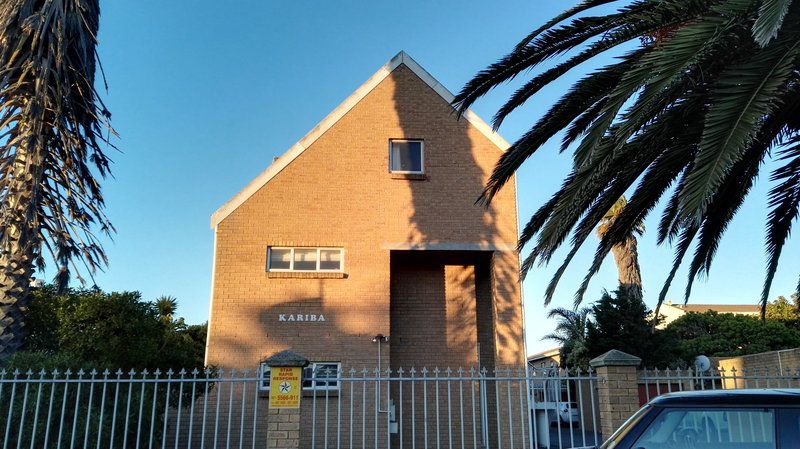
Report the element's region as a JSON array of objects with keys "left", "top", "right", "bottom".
[{"left": 210, "top": 51, "right": 510, "bottom": 228}]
